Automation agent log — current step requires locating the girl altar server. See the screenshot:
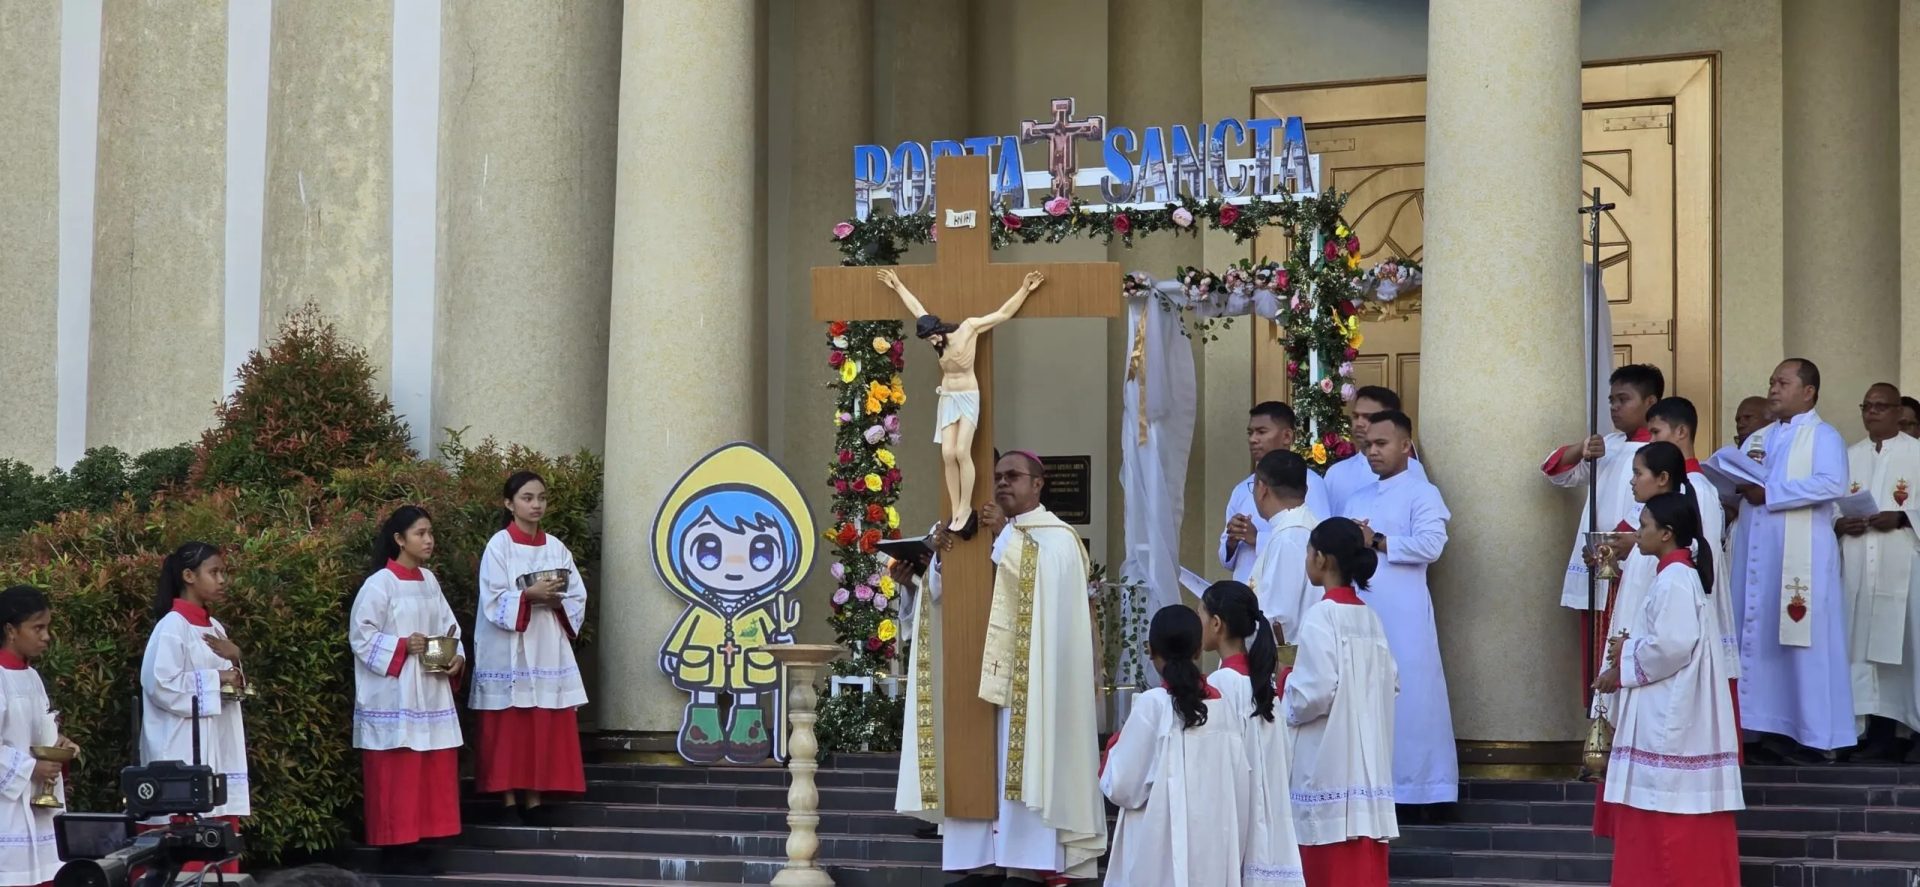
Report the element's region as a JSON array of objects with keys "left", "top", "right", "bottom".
[
  {"left": 1285, "top": 518, "right": 1399, "bottom": 887},
  {"left": 1593, "top": 493, "right": 1742, "bottom": 885},
  {"left": 472, "top": 471, "right": 588, "bottom": 816},
  {"left": 140, "top": 542, "right": 250, "bottom": 867},
  {"left": 351, "top": 506, "right": 465, "bottom": 865},
  {"left": 1101, "top": 605, "right": 1253, "bottom": 887},
  {"left": 0, "top": 586, "right": 72, "bottom": 887},
  {"left": 1202, "top": 580, "right": 1306, "bottom": 887}
]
